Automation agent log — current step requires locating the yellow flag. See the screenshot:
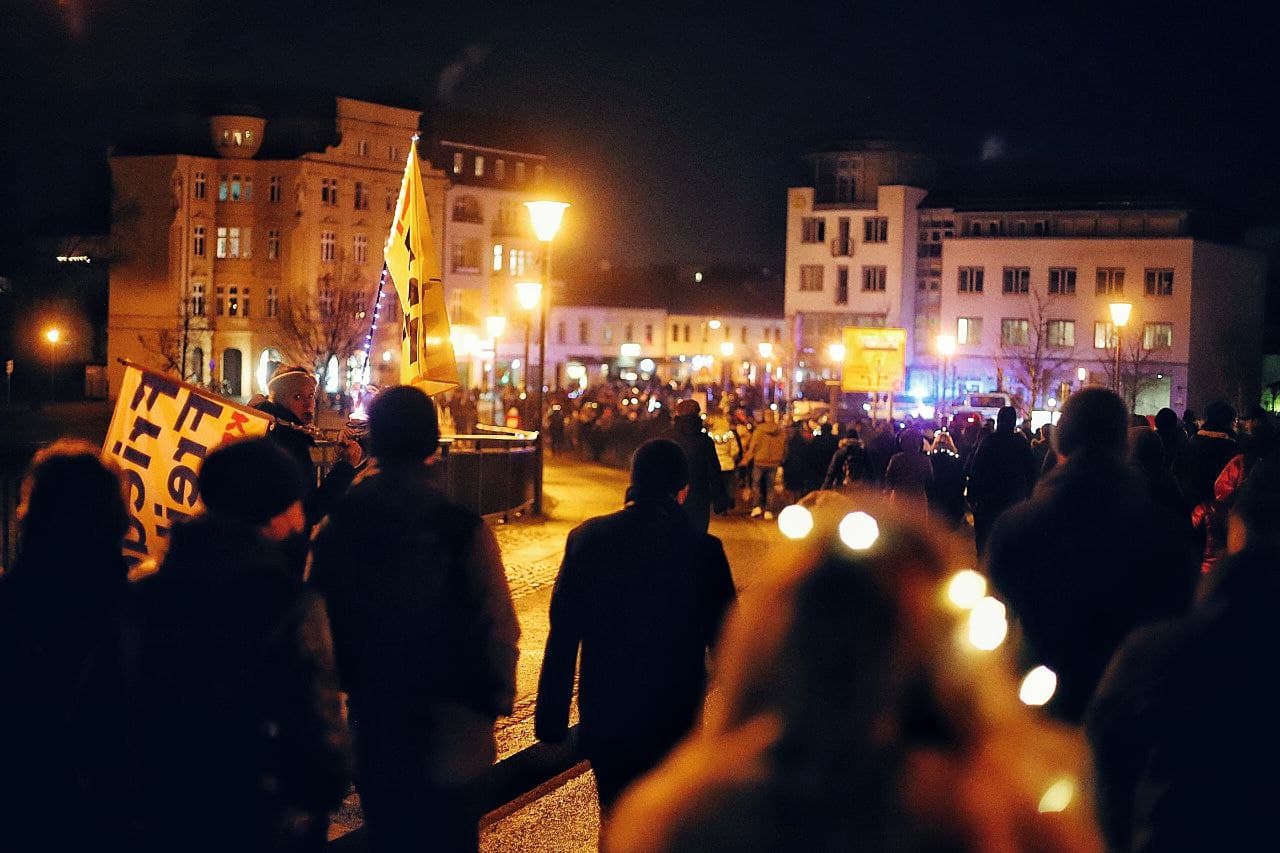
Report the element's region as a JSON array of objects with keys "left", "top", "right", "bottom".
[
  {"left": 384, "top": 137, "right": 458, "bottom": 395},
  {"left": 103, "top": 361, "right": 271, "bottom": 572}
]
